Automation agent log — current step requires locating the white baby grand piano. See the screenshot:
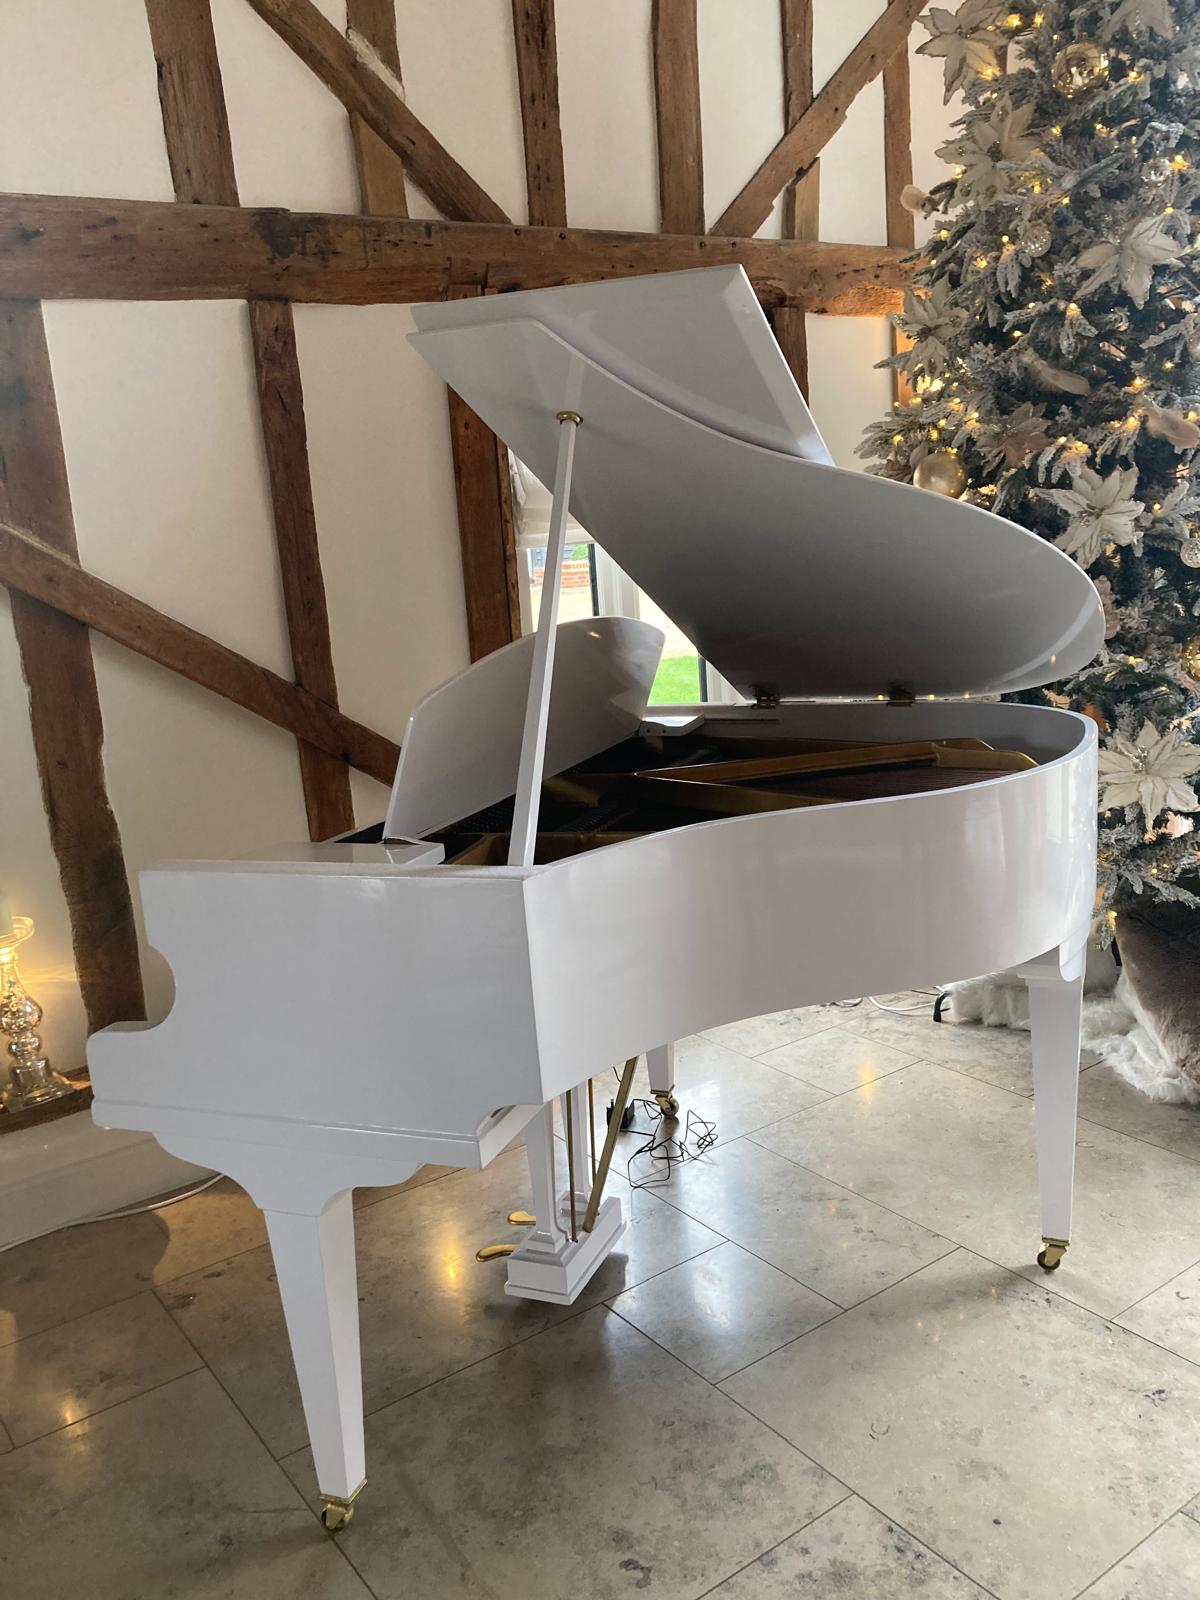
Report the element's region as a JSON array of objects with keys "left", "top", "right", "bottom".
[{"left": 88, "top": 267, "right": 1103, "bottom": 1531}]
